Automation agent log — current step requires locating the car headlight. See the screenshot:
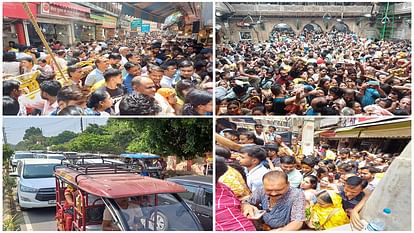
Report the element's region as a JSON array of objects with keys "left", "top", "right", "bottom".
[{"left": 20, "top": 184, "right": 38, "bottom": 193}]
